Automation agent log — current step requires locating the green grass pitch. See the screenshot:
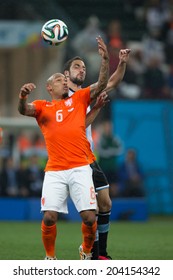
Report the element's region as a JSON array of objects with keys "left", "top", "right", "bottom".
[{"left": 0, "top": 217, "right": 173, "bottom": 260}]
